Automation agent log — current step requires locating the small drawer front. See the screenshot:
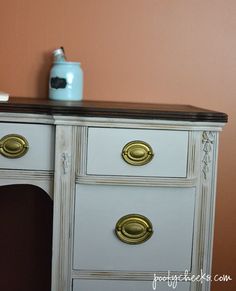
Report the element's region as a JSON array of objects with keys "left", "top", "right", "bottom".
[
  {"left": 0, "top": 123, "right": 54, "bottom": 170},
  {"left": 73, "top": 279, "right": 190, "bottom": 291},
  {"left": 87, "top": 127, "right": 188, "bottom": 177},
  {"left": 73, "top": 185, "right": 195, "bottom": 272}
]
